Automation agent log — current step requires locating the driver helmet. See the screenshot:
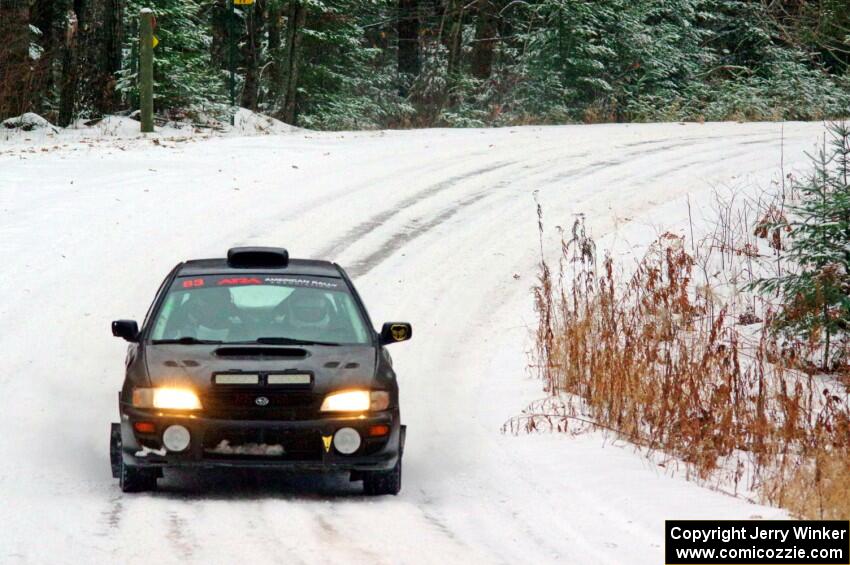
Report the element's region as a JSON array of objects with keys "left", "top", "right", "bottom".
[
  {"left": 186, "top": 288, "right": 234, "bottom": 330},
  {"left": 286, "top": 290, "right": 332, "bottom": 329}
]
